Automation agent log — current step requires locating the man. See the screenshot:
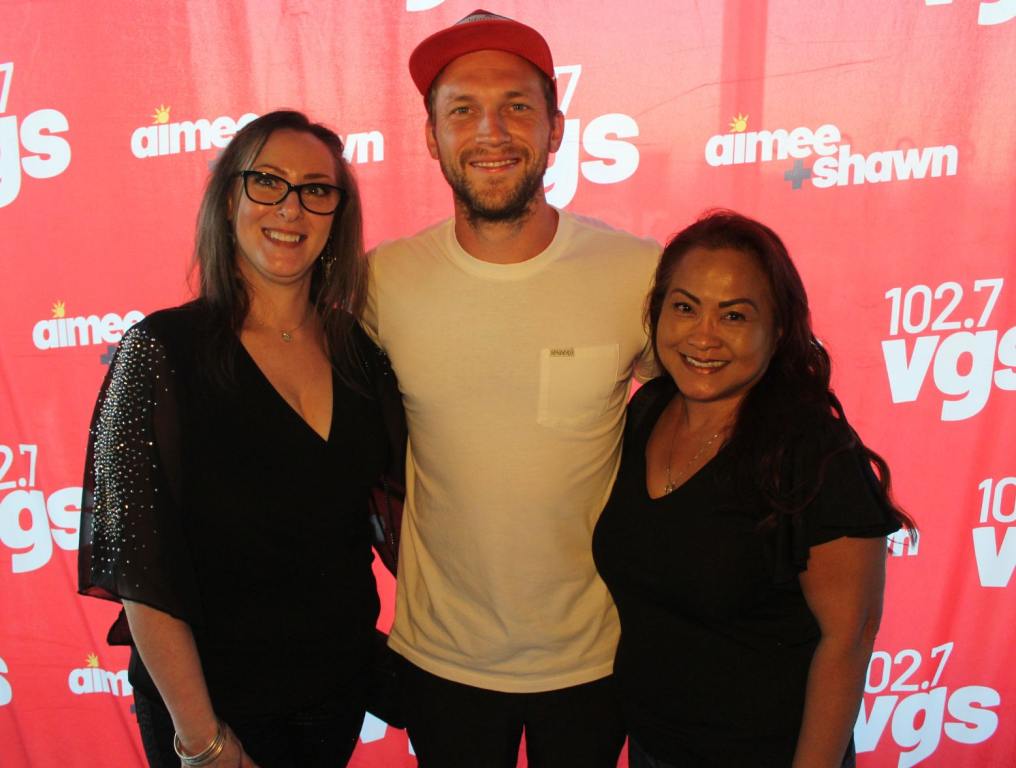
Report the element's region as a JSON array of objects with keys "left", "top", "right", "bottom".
[{"left": 365, "top": 10, "right": 659, "bottom": 767}]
